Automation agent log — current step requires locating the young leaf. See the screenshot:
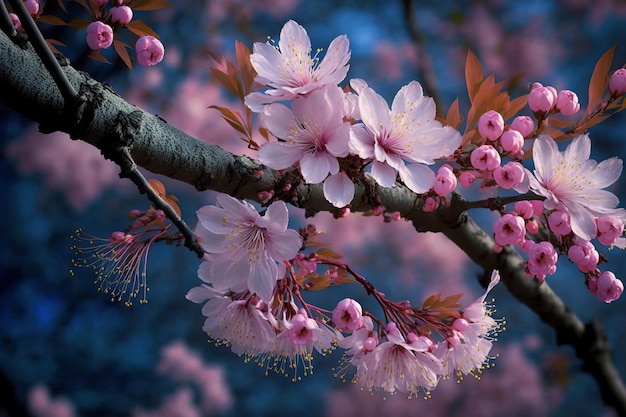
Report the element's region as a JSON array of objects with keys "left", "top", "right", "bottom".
[
  {"left": 132, "top": 0, "right": 171, "bottom": 11},
  {"left": 443, "top": 97, "right": 463, "bottom": 129},
  {"left": 38, "top": 15, "right": 67, "bottom": 25},
  {"left": 113, "top": 39, "right": 133, "bottom": 69},
  {"left": 126, "top": 20, "right": 159, "bottom": 38},
  {"left": 586, "top": 45, "right": 616, "bottom": 115},
  {"left": 465, "top": 49, "right": 484, "bottom": 103}
]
